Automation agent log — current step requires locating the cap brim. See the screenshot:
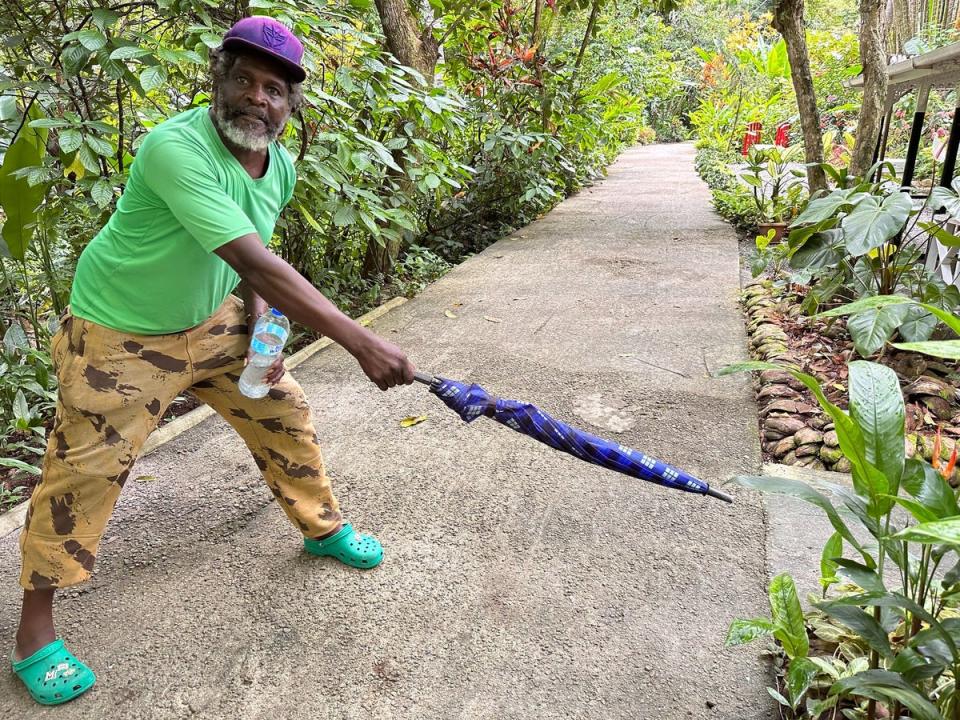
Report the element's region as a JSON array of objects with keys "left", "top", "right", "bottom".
[{"left": 221, "top": 37, "right": 306, "bottom": 83}]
